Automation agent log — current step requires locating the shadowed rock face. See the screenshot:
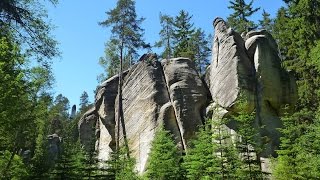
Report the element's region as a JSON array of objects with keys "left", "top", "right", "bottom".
[
  {"left": 78, "top": 19, "right": 297, "bottom": 174},
  {"left": 245, "top": 29, "right": 297, "bottom": 156}
]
